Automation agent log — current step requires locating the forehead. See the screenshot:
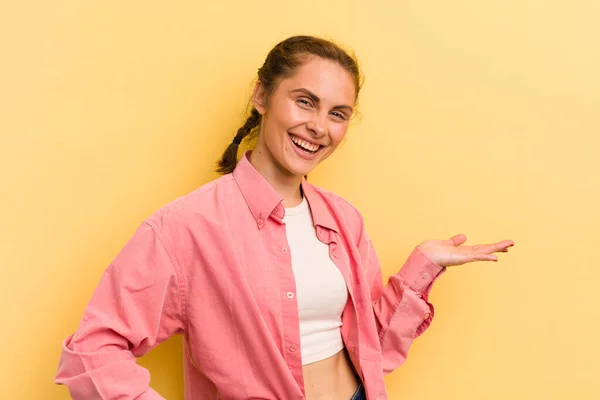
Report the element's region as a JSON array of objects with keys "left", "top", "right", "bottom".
[{"left": 279, "top": 57, "right": 356, "bottom": 105}]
